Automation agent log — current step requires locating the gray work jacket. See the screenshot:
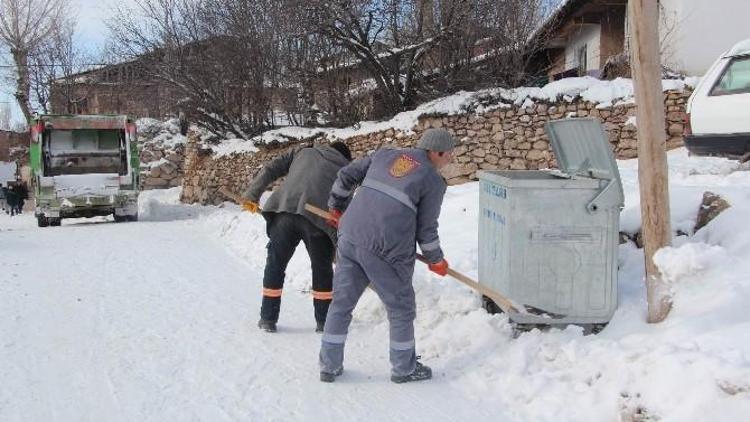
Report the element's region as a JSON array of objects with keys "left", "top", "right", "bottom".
[
  {"left": 244, "top": 144, "right": 350, "bottom": 242},
  {"left": 329, "top": 147, "right": 446, "bottom": 265}
]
